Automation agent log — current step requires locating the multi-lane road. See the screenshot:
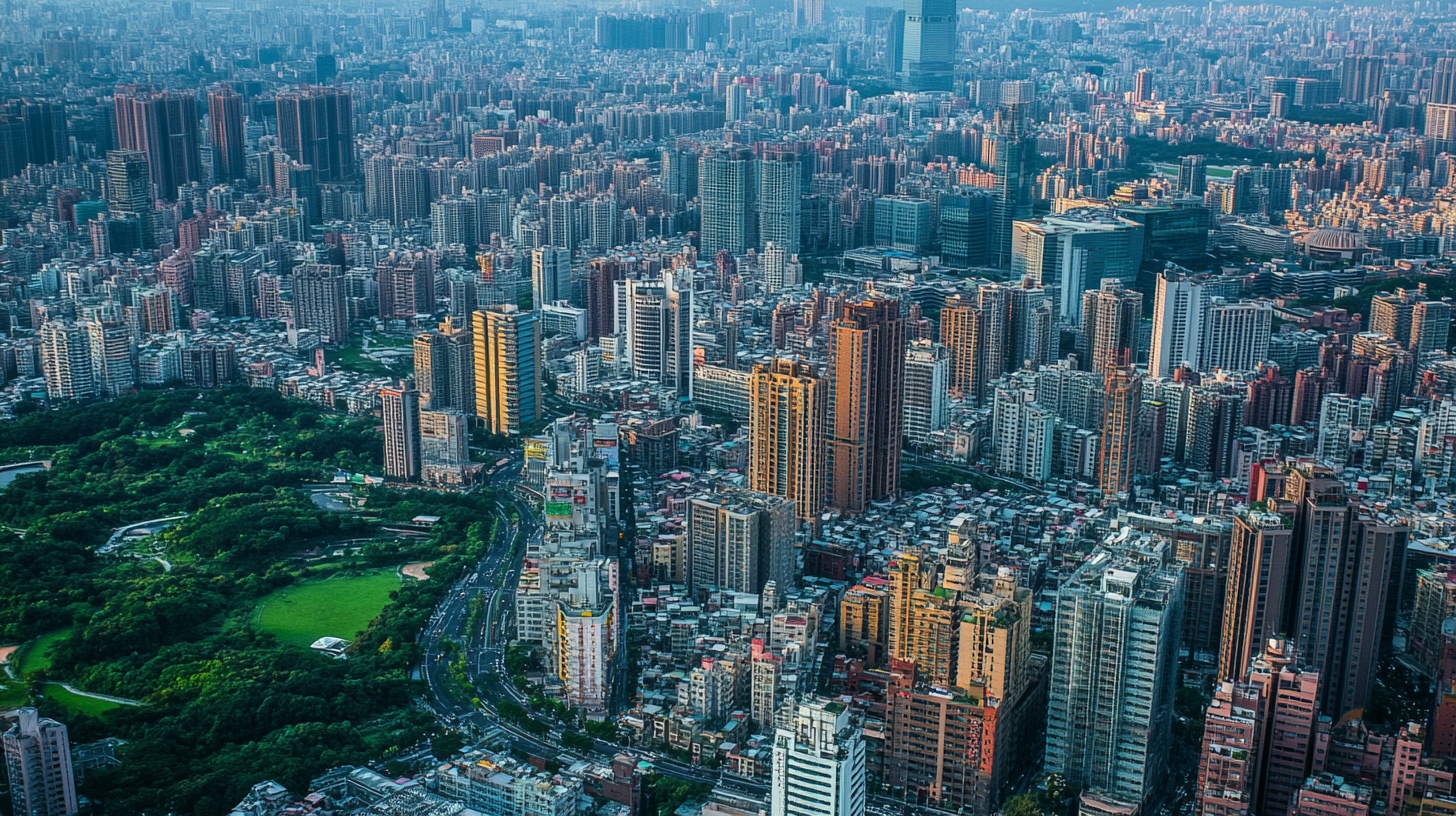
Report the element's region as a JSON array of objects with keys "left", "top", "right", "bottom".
[{"left": 416, "top": 450, "right": 766, "bottom": 796}]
